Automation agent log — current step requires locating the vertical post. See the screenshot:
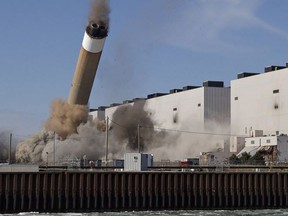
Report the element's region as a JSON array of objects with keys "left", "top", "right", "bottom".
[
  {"left": 138, "top": 124, "right": 140, "bottom": 153},
  {"left": 105, "top": 116, "right": 109, "bottom": 166},
  {"left": 54, "top": 132, "right": 56, "bottom": 166},
  {"left": 8, "top": 133, "right": 12, "bottom": 164},
  {"left": 46, "top": 152, "right": 48, "bottom": 167}
]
